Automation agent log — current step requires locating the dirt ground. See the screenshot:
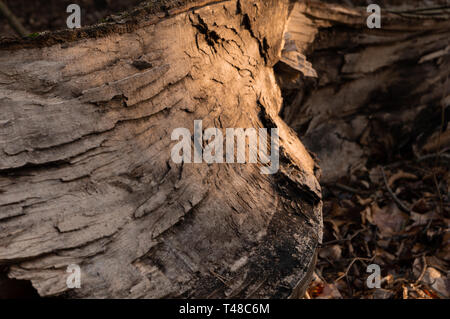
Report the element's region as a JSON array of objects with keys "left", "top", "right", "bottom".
[
  {"left": 306, "top": 154, "right": 449, "bottom": 299},
  {"left": 1, "top": 0, "right": 448, "bottom": 299}
]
